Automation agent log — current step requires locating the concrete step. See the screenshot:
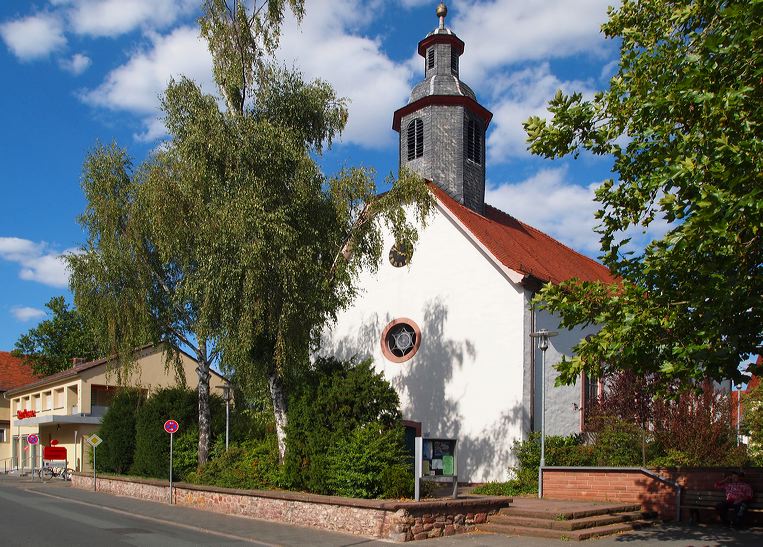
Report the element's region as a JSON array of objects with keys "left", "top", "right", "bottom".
[
  {"left": 496, "top": 503, "right": 641, "bottom": 521},
  {"left": 479, "top": 519, "right": 653, "bottom": 541},
  {"left": 488, "top": 510, "right": 646, "bottom": 531}
]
